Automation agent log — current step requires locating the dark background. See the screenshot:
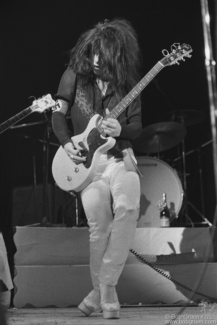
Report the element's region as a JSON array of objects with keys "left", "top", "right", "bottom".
[{"left": 0, "top": 0, "right": 216, "bottom": 231}]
